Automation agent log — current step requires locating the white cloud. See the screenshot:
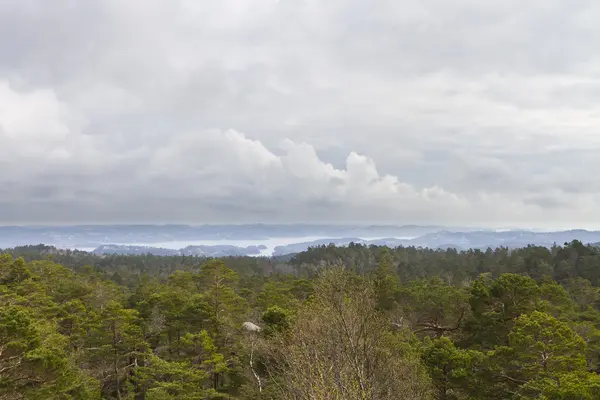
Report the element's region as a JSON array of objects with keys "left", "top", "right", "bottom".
[
  {"left": 0, "top": 81, "right": 69, "bottom": 142},
  {"left": 2, "top": 0, "right": 600, "bottom": 227}
]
